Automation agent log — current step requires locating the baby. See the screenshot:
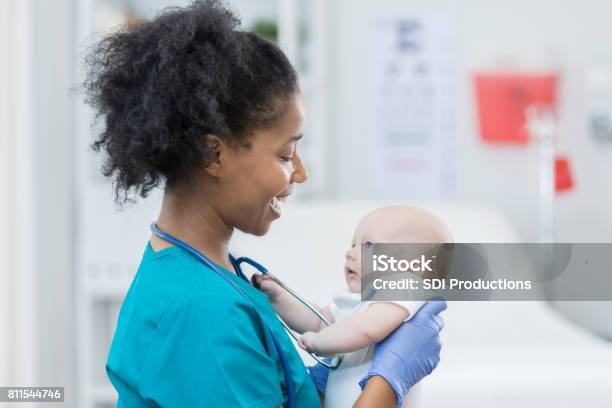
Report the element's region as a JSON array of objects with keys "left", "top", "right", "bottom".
[{"left": 254, "top": 205, "right": 452, "bottom": 407}]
